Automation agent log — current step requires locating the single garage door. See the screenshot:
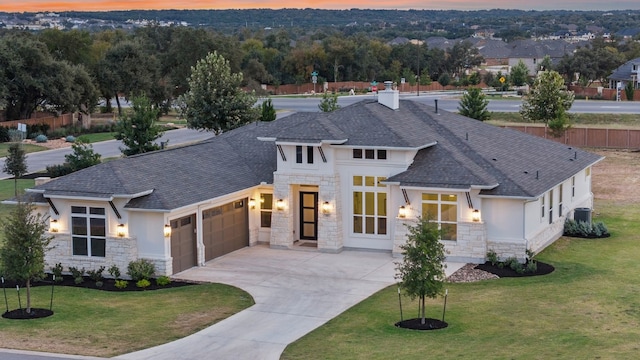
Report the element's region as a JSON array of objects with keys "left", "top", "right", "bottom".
[
  {"left": 170, "top": 214, "right": 197, "bottom": 274},
  {"left": 203, "top": 199, "right": 249, "bottom": 262}
]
